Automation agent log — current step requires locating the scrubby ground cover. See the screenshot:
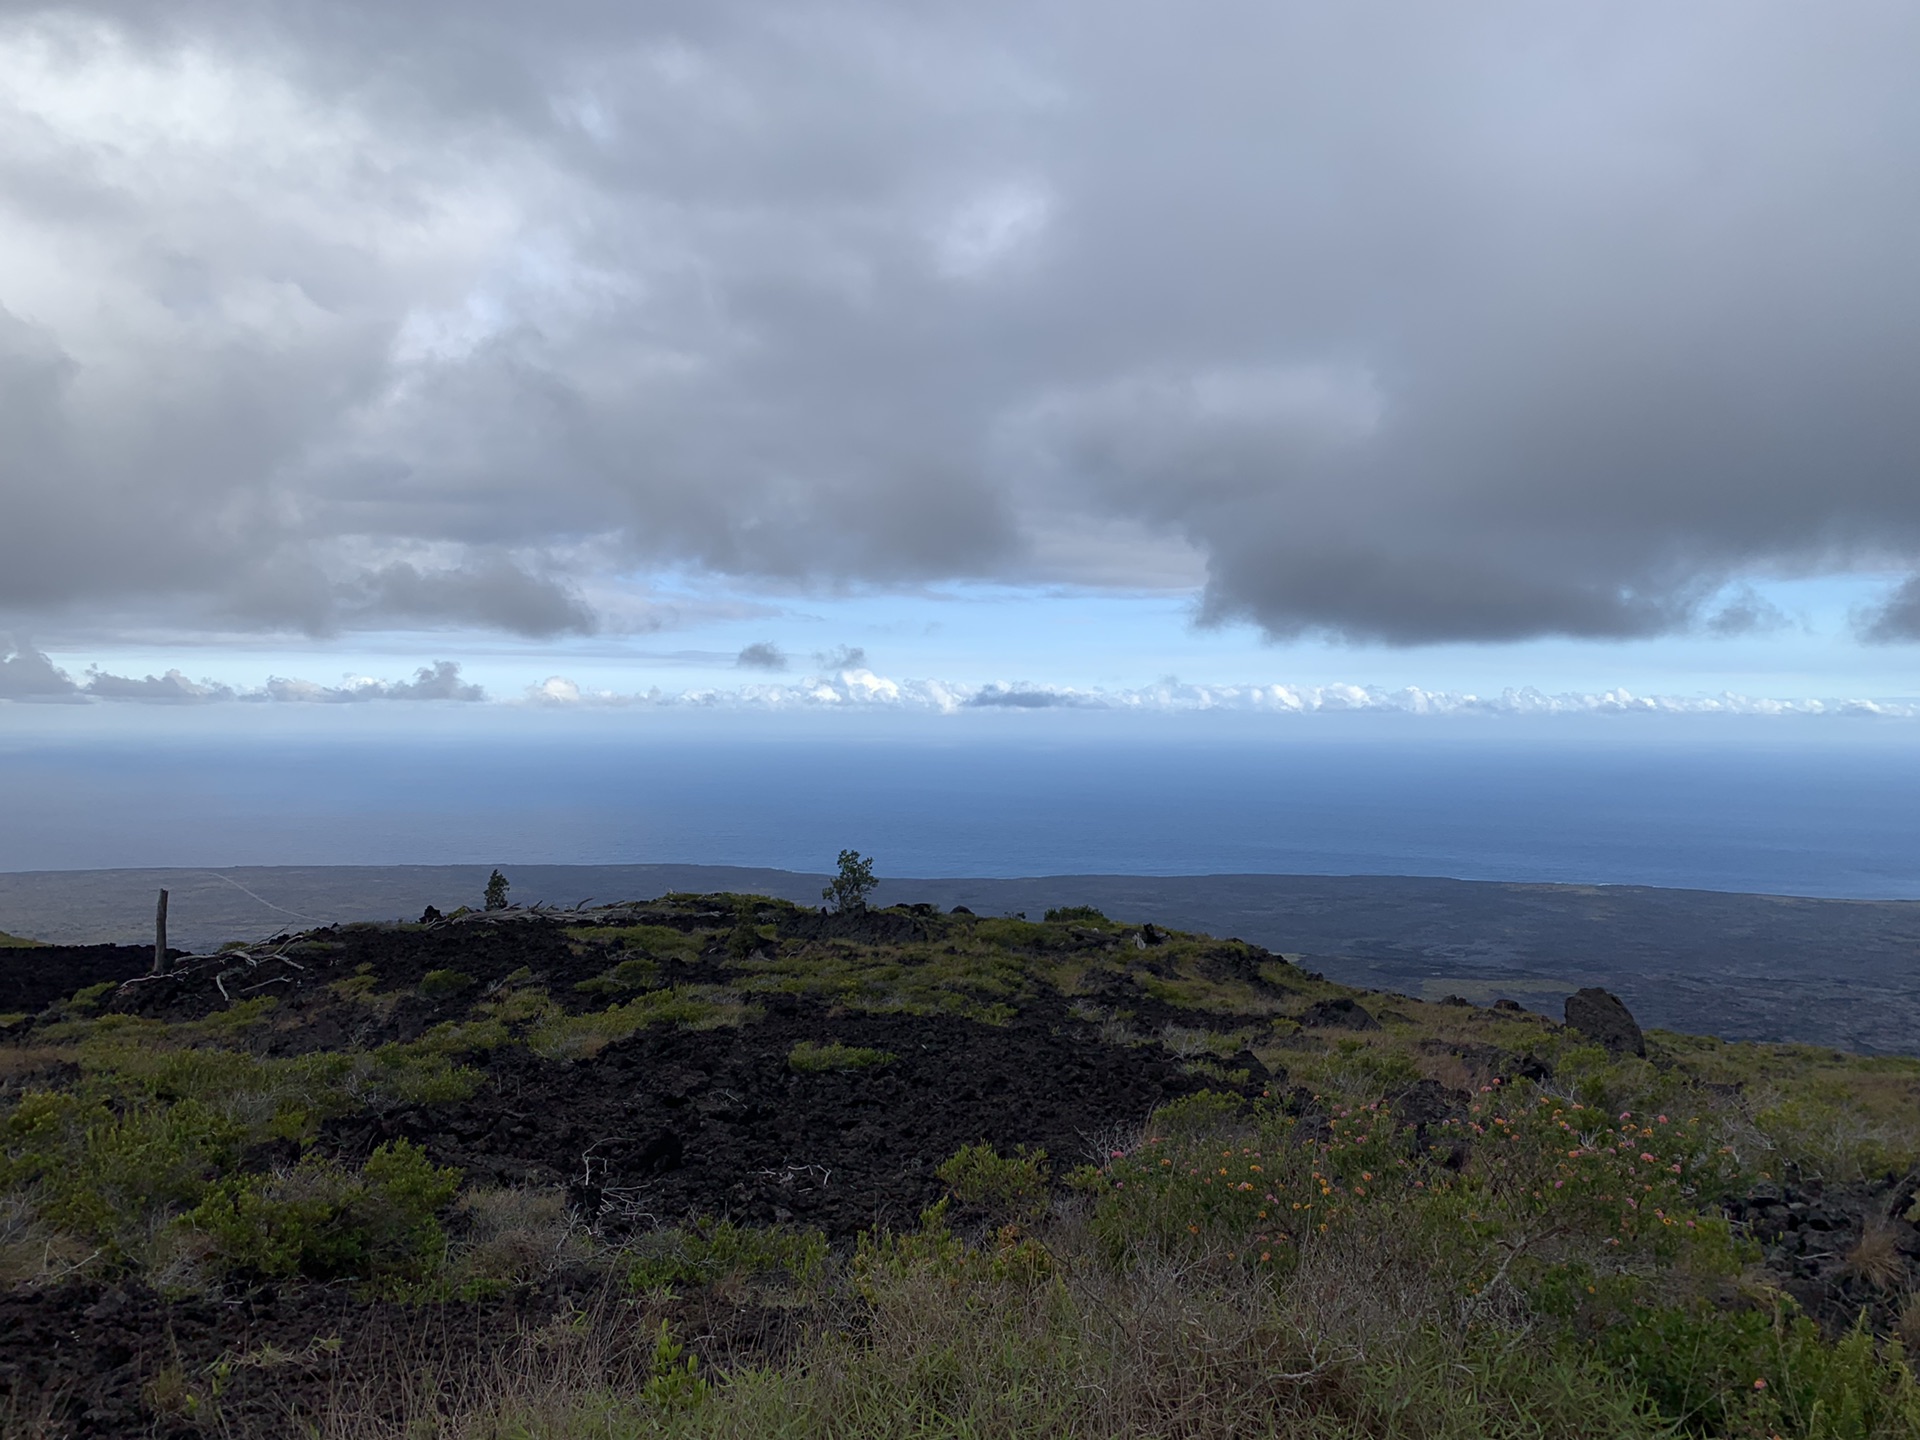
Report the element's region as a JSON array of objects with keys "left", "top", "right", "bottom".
[{"left": 2, "top": 897, "right": 1919, "bottom": 1436}]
